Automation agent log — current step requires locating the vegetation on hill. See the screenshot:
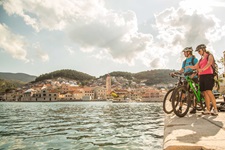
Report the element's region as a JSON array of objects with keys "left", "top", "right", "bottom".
[
  {"left": 34, "top": 69, "right": 96, "bottom": 83},
  {"left": 133, "top": 69, "right": 177, "bottom": 85},
  {"left": 0, "top": 72, "right": 36, "bottom": 83},
  {"left": 0, "top": 69, "right": 178, "bottom": 92},
  {"left": 0, "top": 79, "right": 25, "bottom": 93},
  {"left": 100, "top": 69, "right": 177, "bottom": 86},
  {"left": 99, "top": 71, "right": 133, "bottom": 80}
]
